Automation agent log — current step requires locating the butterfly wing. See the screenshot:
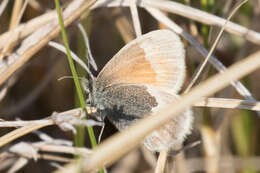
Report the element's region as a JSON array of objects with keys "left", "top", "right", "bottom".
[
  {"left": 96, "top": 84, "right": 193, "bottom": 151},
  {"left": 94, "top": 30, "right": 192, "bottom": 151},
  {"left": 96, "top": 30, "right": 185, "bottom": 95}
]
